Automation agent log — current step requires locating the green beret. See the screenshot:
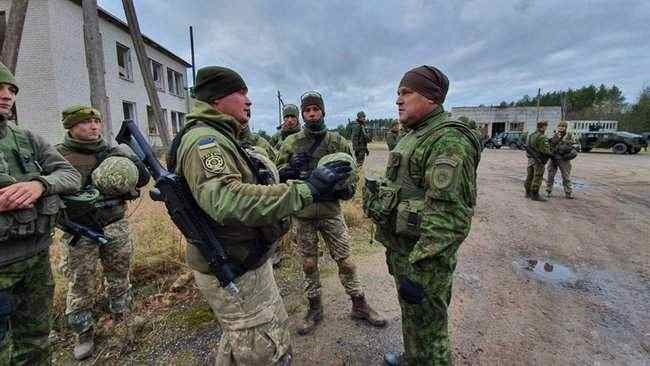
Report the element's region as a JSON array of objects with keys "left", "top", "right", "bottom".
[
  {"left": 0, "top": 62, "right": 18, "bottom": 94},
  {"left": 61, "top": 105, "right": 102, "bottom": 129},
  {"left": 282, "top": 104, "right": 299, "bottom": 118},
  {"left": 194, "top": 66, "right": 247, "bottom": 103}
]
